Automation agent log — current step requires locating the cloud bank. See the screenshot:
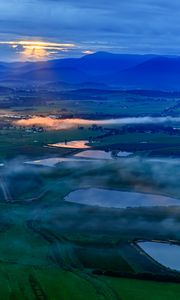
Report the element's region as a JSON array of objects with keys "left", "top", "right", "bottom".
[{"left": 0, "top": 0, "right": 180, "bottom": 60}]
